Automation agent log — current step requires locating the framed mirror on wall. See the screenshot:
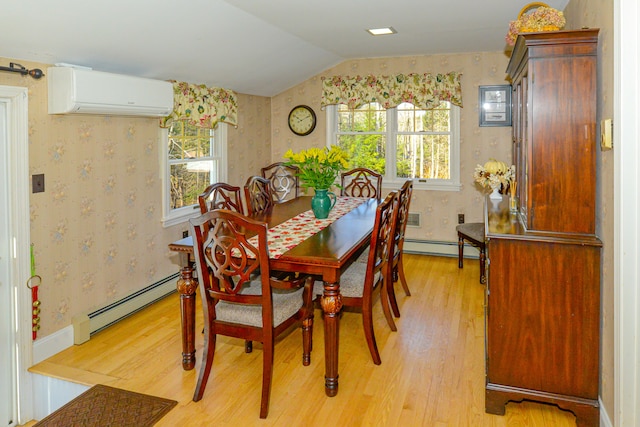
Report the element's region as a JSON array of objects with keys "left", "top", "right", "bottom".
[{"left": 479, "top": 85, "right": 512, "bottom": 127}]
